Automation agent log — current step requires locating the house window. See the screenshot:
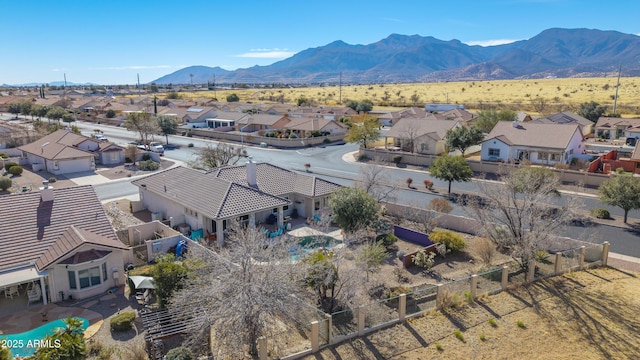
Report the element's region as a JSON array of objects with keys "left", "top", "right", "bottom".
[
  {"left": 78, "top": 266, "right": 102, "bottom": 289},
  {"left": 421, "top": 143, "right": 429, "bottom": 152},
  {"left": 102, "top": 263, "right": 108, "bottom": 281},
  {"left": 550, "top": 153, "right": 560, "bottom": 161},
  {"left": 68, "top": 271, "right": 77, "bottom": 290},
  {"left": 488, "top": 148, "right": 500, "bottom": 157},
  {"left": 315, "top": 201, "right": 320, "bottom": 211},
  {"left": 539, "top": 152, "right": 548, "bottom": 160},
  {"left": 272, "top": 208, "right": 278, "bottom": 214},
  {"left": 283, "top": 205, "right": 289, "bottom": 211},
  {"left": 569, "top": 149, "right": 574, "bottom": 155}
]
